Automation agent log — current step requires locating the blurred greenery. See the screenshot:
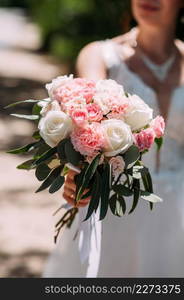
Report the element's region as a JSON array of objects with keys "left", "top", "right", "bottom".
[
  {"left": 0, "top": 0, "right": 131, "bottom": 63},
  {"left": 27, "top": 0, "right": 131, "bottom": 63},
  {"left": 0, "top": 0, "right": 183, "bottom": 64}
]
